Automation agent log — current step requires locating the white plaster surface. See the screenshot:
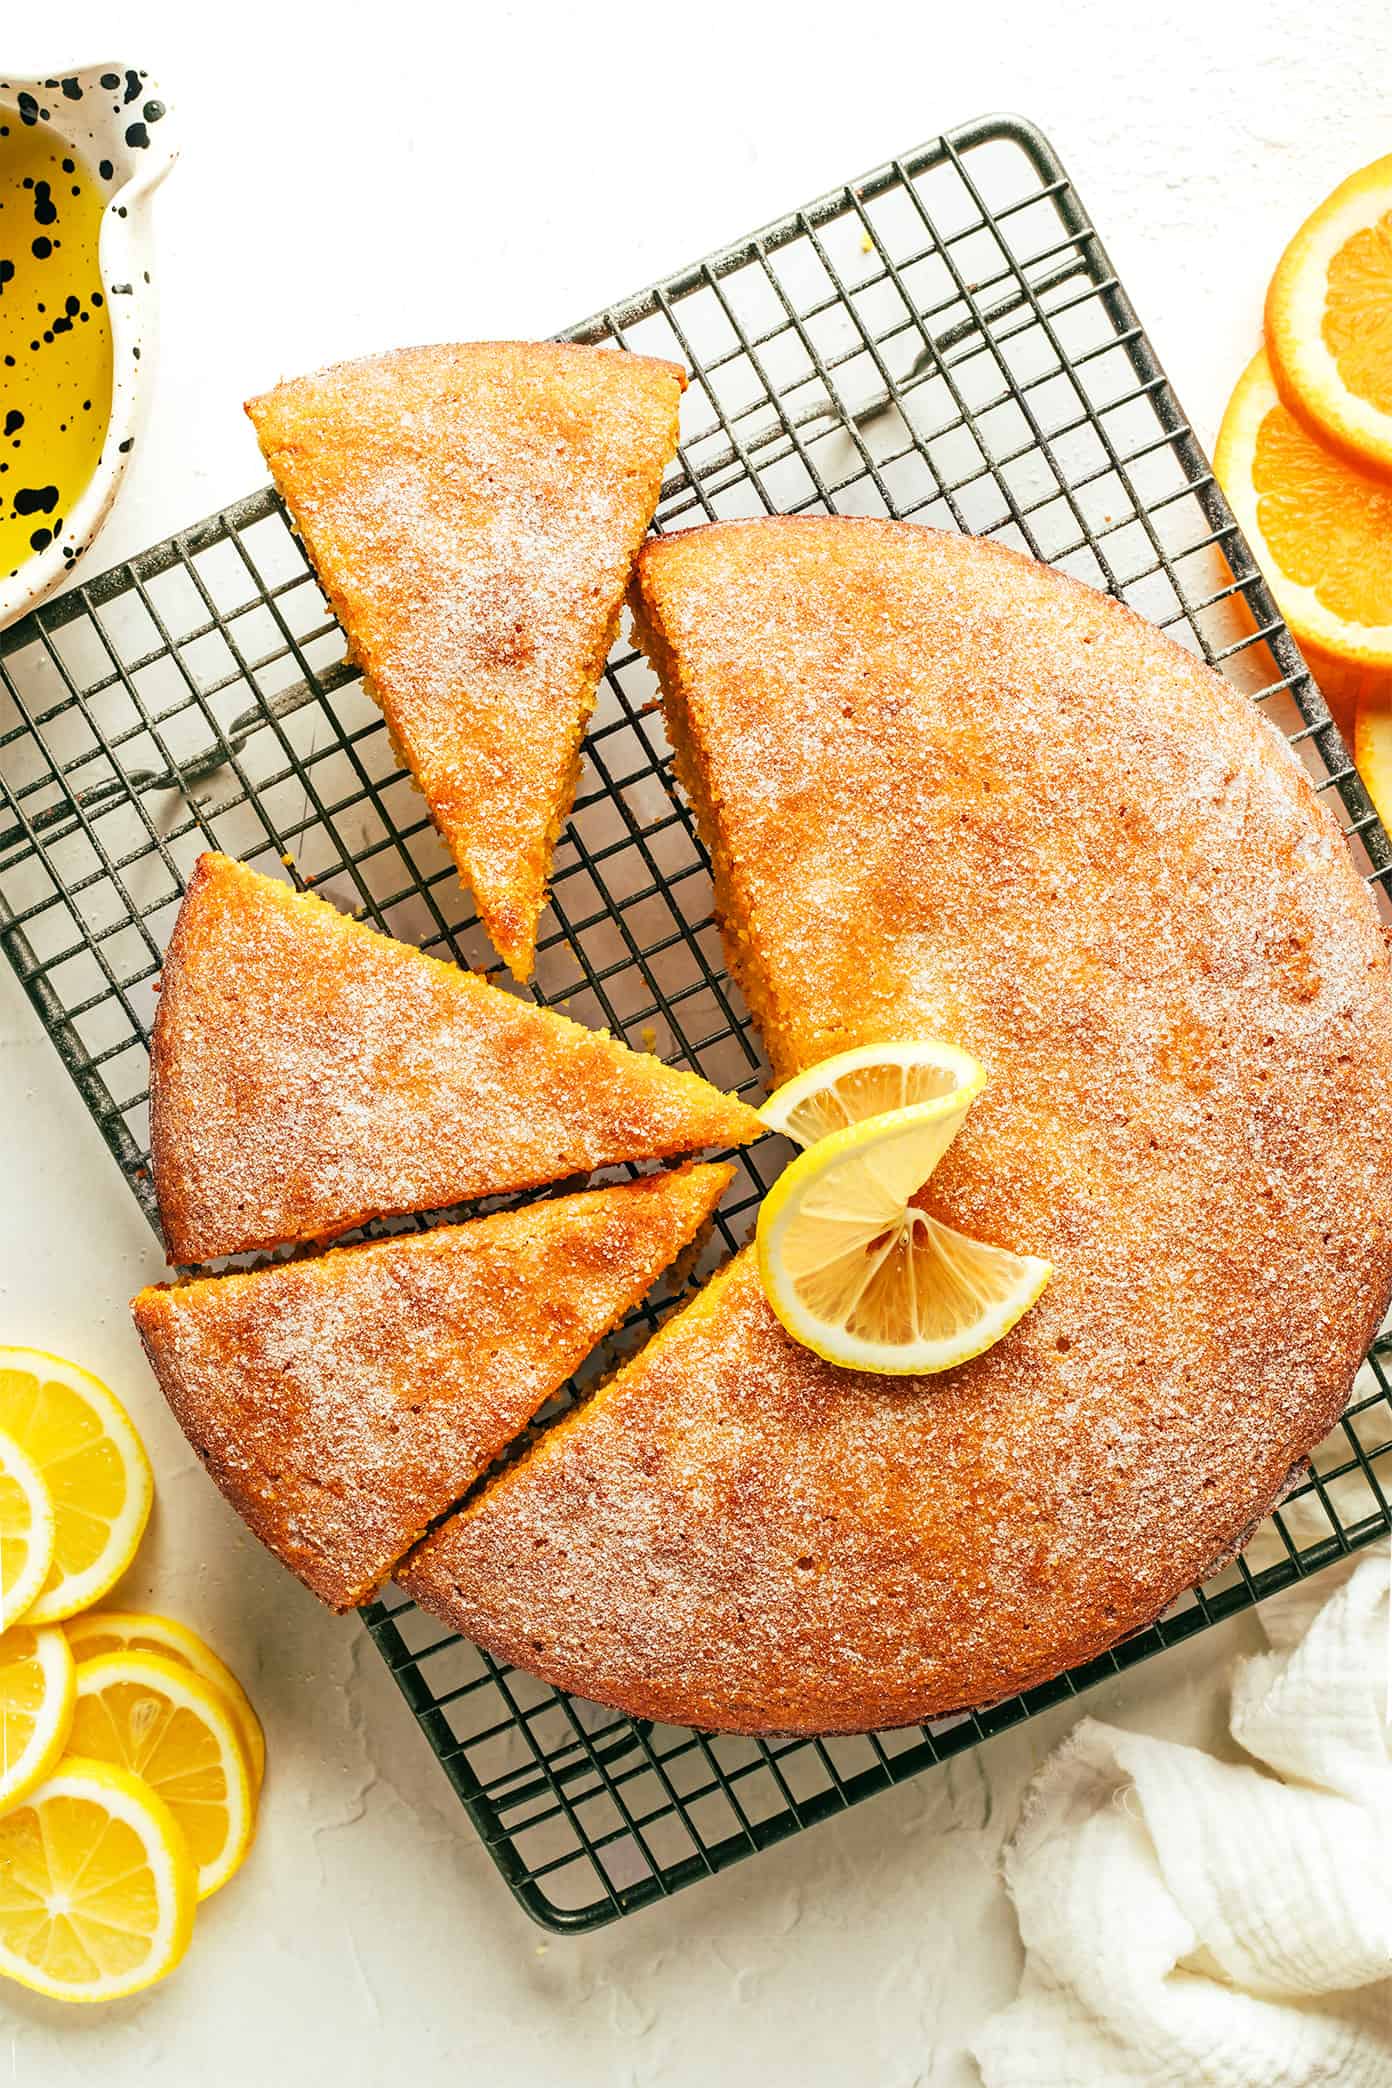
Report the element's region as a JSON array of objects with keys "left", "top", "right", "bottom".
[{"left": 2, "top": 3, "right": 1385, "bottom": 2079}]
